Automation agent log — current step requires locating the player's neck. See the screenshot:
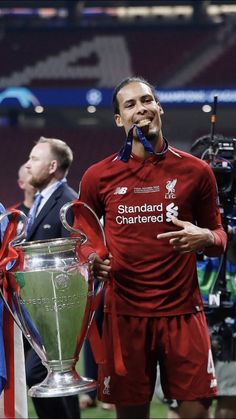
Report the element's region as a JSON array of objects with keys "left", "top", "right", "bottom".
[{"left": 132, "top": 134, "right": 164, "bottom": 159}]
